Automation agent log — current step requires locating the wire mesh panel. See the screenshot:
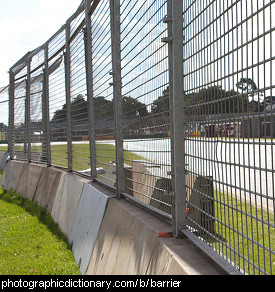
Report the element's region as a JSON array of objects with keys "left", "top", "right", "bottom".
[
  {"left": 0, "top": 87, "right": 9, "bottom": 150},
  {"left": 29, "top": 50, "right": 45, "bottom": 164},
  {"left": 13, "top": 78, "right": 27, "bottom": 161},
  {"left": 183, "top": 0, "right": 275, "bottom": 275},
  {"left": 48, "top": 28, "right": 67, "bottom": 168},
  {"left": 70, "top": 11, "right": 90, "bottom": 173},
  {"left": 91, "top": 0, "right": 116, "bottom": 187},
  {"left": 120, "top": 0, "right": 172, "bottom": 214}
]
